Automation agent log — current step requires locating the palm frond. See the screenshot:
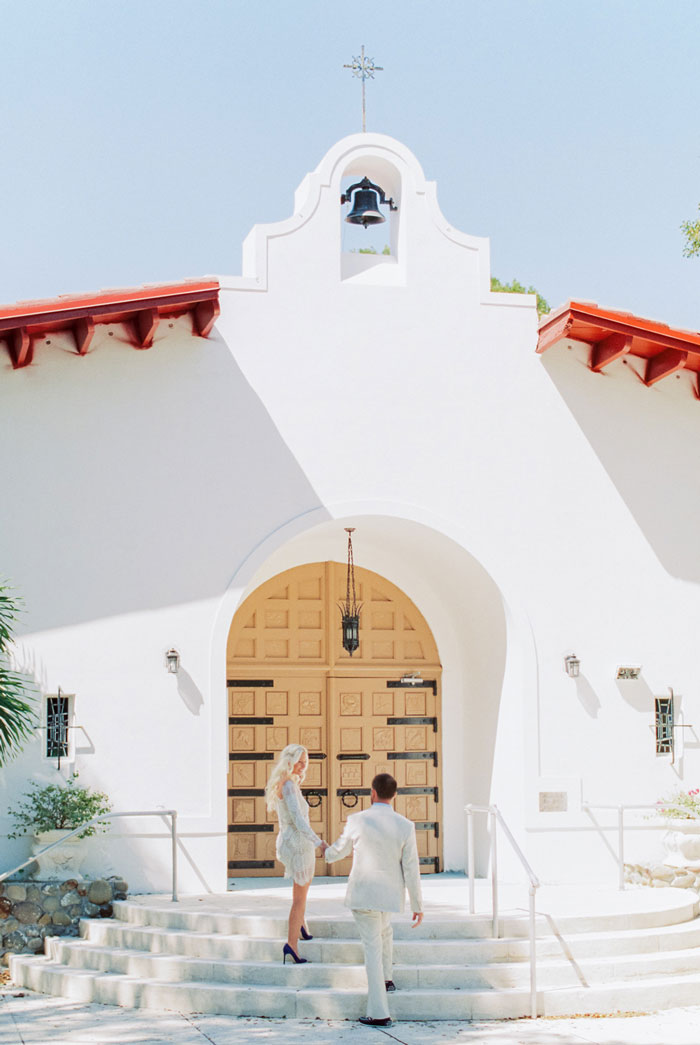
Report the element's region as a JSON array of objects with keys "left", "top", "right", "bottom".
[
  {"left": 0, "top": 665, "right": 37, "bottom": 764},
  {"left": 0, "top": 584, "right": 23, "bottom": 647},
  {"left": 0, "top": 582, "right": 35, "bottom": 766}
]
